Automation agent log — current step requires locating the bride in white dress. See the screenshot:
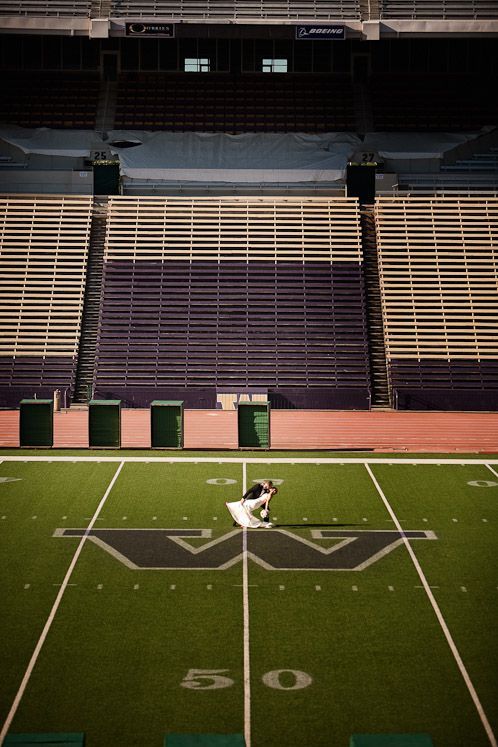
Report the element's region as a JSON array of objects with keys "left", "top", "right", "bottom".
[{"left": 226, "top": 482, "right": 278, "bottom": 528}]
